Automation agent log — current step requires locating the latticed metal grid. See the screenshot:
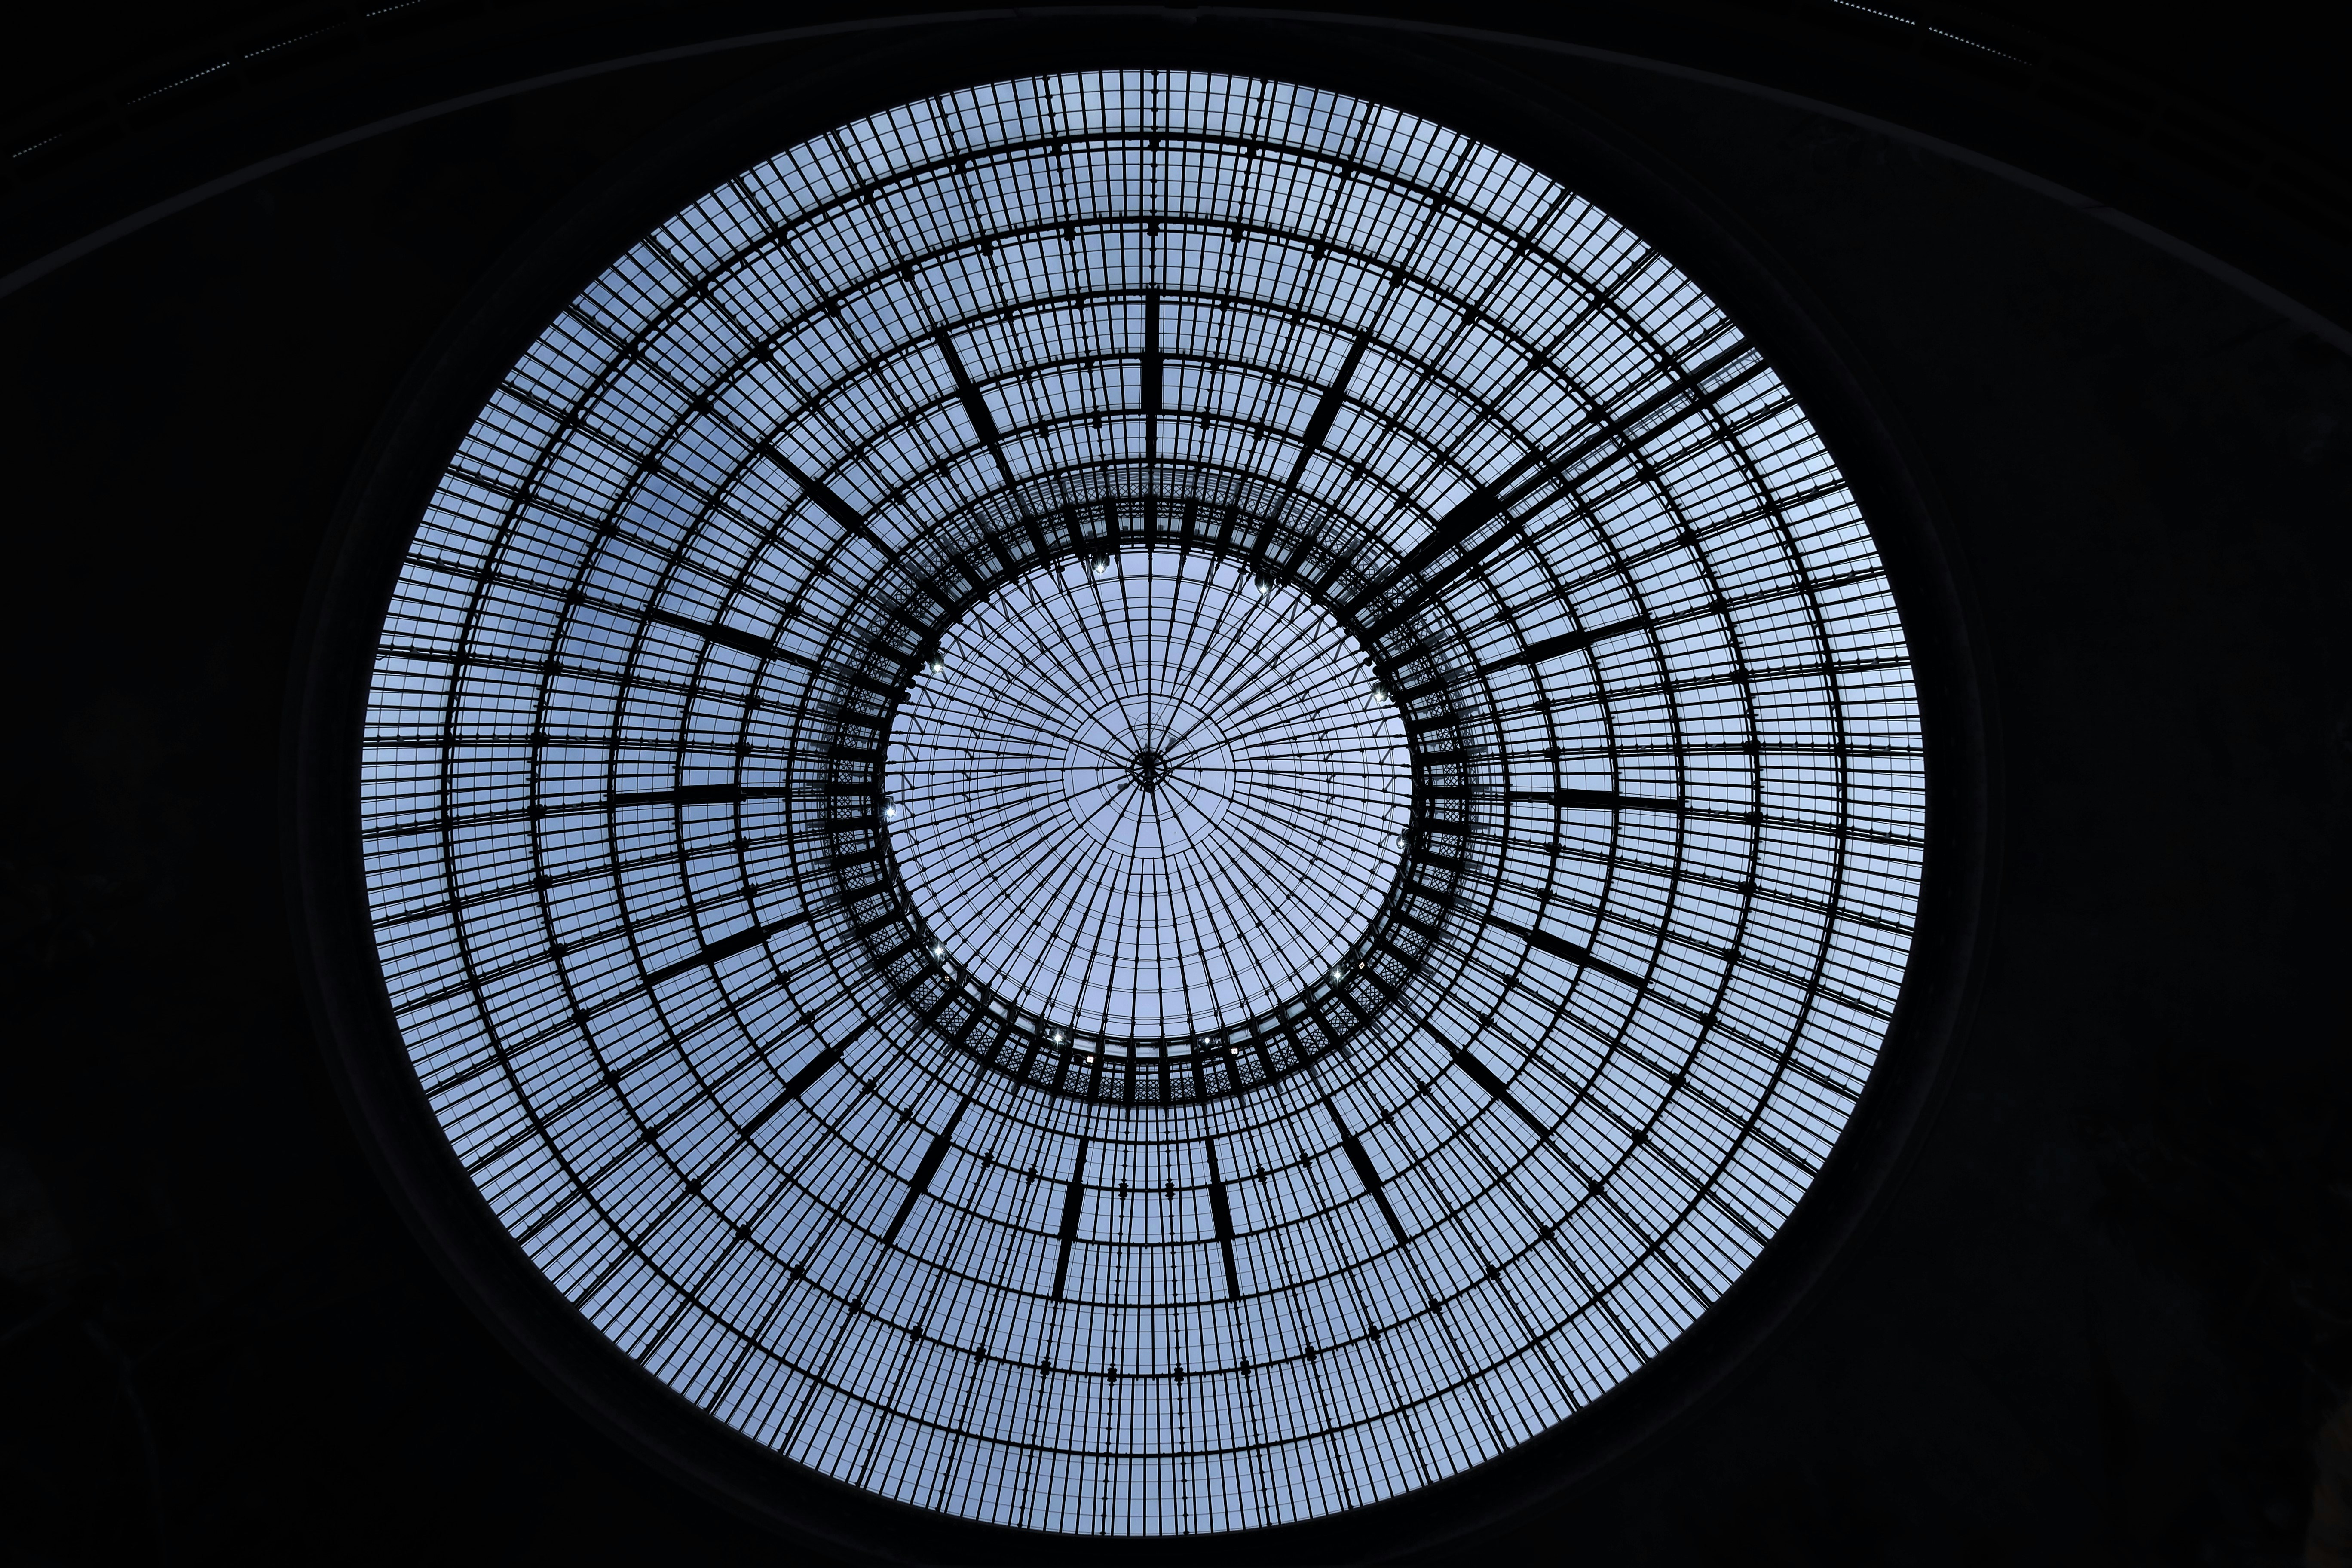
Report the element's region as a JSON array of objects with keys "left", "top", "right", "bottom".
[
  {"left": 890, "top": 547, "right": 1411, "bottom": 1044},
  {"left": 358, "top": 71, "right": 1926, "bottom": 1535}
]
